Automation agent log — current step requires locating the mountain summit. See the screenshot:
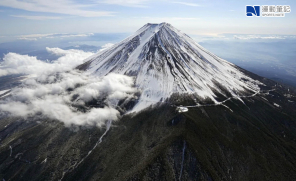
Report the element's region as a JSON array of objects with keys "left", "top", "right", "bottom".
[{"left": 78, "top": 23, "right": 261, "bottom": 111}]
